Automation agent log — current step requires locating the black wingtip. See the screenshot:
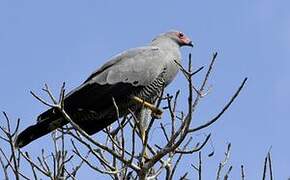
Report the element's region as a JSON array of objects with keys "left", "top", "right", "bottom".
[
  {"left": 14, "top": 137, "right": 23, "bottom": 149},
  {"left": 14, "top": 126, "right": 37, "bottom": 148},
  {"left": 14, "top": 120, "right": 57, "bottom": 148}
]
